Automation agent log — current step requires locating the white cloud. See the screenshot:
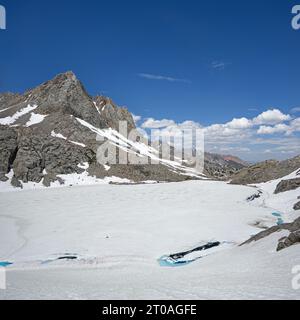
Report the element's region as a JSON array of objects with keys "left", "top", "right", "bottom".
[
  {"left": 138, "top": 73, "right": 191, "bottom": 83},
  {"left": 257, "top": 117, "right": 300, "bottom": 135},
  {"left": 257, "top": 124, "right": 291, "bottom": 135},
  {"left": 253, "top": 109, "right": 291, "bottom": 125},
  {"left": 211, "top": 61, "right": 230, "bottom": 71},
  {"left": 226, "top": 117, "right": 252, "bottom": 129},
  {"left": 146, "top": 120, "right": 202, "bottom": 138},
  {"left": 137, "top": 109, "right": 299, "bottom": 161},
  {"left": 290, "top": 107, "right": 300, "bottom": 114},
  {"left": 290, "top": 117, "right": 300, "bottom": 131},
  {"left": 141, "top": 118, "right": 176, "bottom": 129}
]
